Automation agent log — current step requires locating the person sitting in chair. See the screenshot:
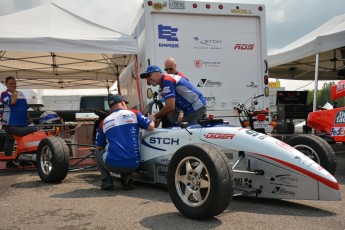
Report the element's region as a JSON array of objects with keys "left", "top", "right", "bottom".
[{"left": 0, "top": 76, "right": 33, "bottom": 168}]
